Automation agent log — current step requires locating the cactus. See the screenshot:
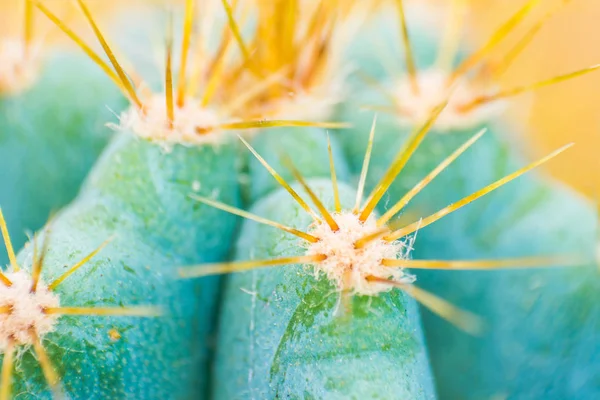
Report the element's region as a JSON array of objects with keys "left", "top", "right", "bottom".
[
  {"left": 413, "top": 166, "right": 599, "bottom": 399},
  {"left": 337, "top": 0, "right": 600, "bottom": 398},
  {"left": 183, "top": 130, "right": 437, "bottom": 399},
  {"left": 0, "top": 207, "right": 188, "bottom": 399},
  {"left": 0, "top": 0, "right": 598, "bottom": 398},
  {"left": 180, "top": 97, "right": 576, "bottom": 397},
  {"left": 0, "top": 0, "right": 349, "bottom": 396},
  {"left": 0, "top": 1, "right": 126, "bottom": 265}
]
